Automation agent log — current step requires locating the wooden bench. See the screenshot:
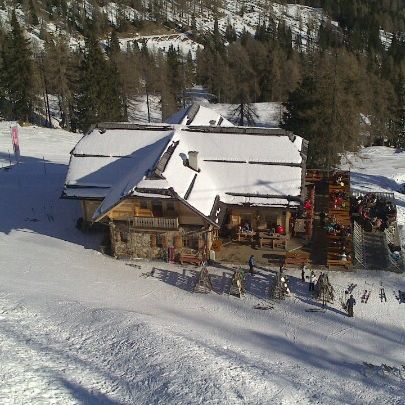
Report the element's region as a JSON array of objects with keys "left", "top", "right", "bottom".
[
  {"left": 273, "top": 239, "right": 287, "bottom": 250},
  {"left": 306, "top": 174, "right": 323, "bottom": 182},
  {"left": 236, "top": 231, "right": 255, "bottom": 243},
  {"left": 327, "top": 259, "right": 352, "bottom": 269},
  {"left": 329, "top": 185, "right": 350, "bottom": 192},
  {"left": 327, "top": 234, "right": 350, "bottom": 240},
  {"left": 179, "top": 254, "right": 203, "bottom": 266},
  {"left": 285, "top": 252, "right": 310, "bottom": 267},
  {"left": 329, "top": 208, "right": 350, "bottom": 214},
  {"left": 258, "top": 234, "right": 287, "bottom": 250}
]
